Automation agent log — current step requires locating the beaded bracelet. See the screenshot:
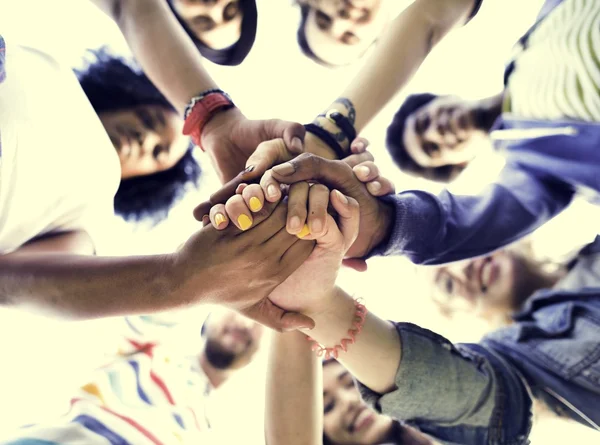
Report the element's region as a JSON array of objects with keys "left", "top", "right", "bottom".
[
  {"left": 306, "top": 298, "right": 368, "bottom": 360},
  {"left": 304, "top": 123, "right": 347, "bottom": 159}
]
